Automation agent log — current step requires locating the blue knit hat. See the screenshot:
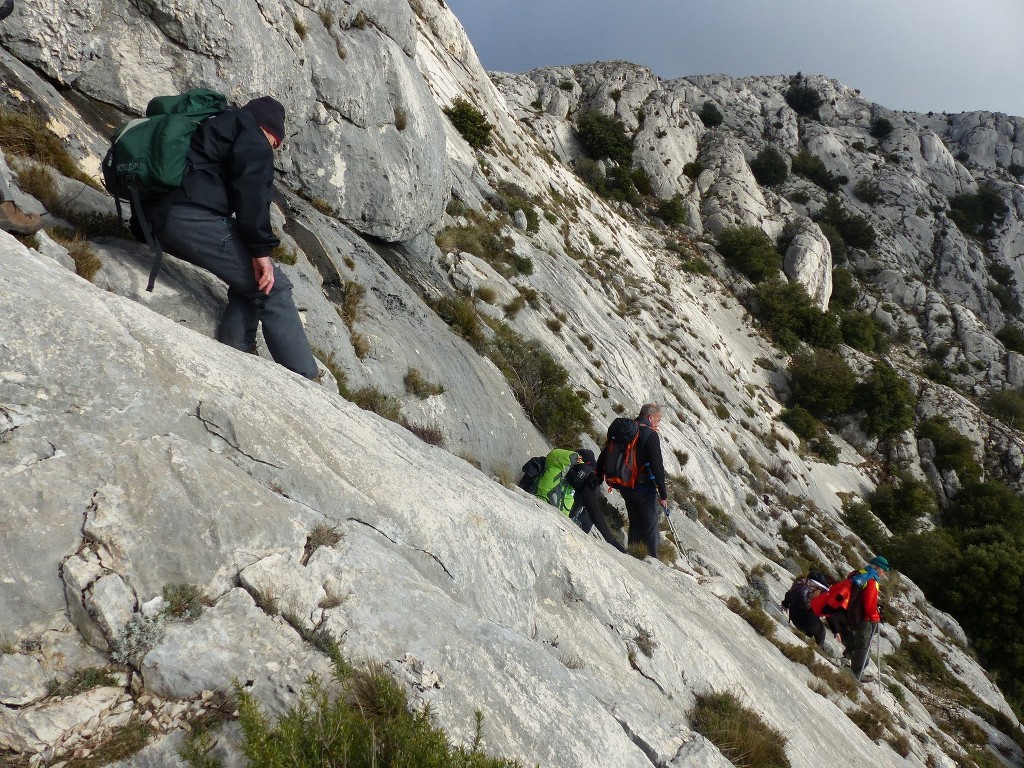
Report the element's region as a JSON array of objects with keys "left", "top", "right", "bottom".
[{"left": 869, "top": 555, "right": 891, "bottom": 572}]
